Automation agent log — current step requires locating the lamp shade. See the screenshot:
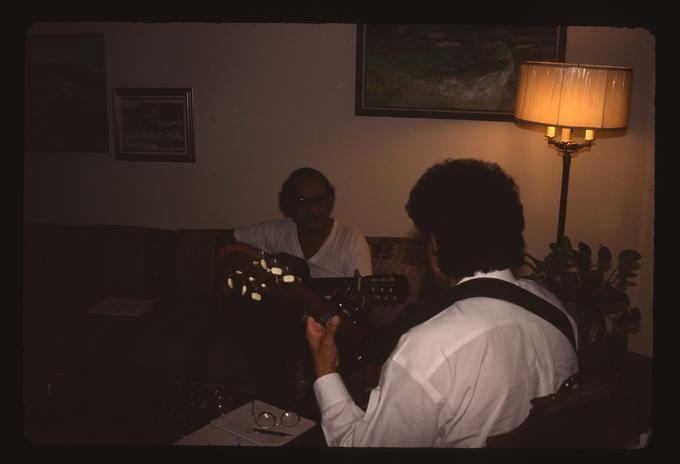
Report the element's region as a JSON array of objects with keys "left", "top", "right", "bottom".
[{"left": 514, "top": 61, "right": 633, "bottom": 129}]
